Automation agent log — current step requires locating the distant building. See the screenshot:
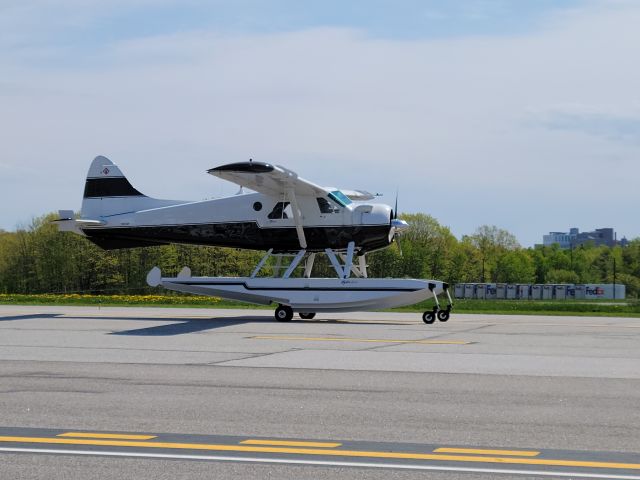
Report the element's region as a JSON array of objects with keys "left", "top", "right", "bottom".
[{"left": 543, "top": 227, "right": 628, "bottom": 248}]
